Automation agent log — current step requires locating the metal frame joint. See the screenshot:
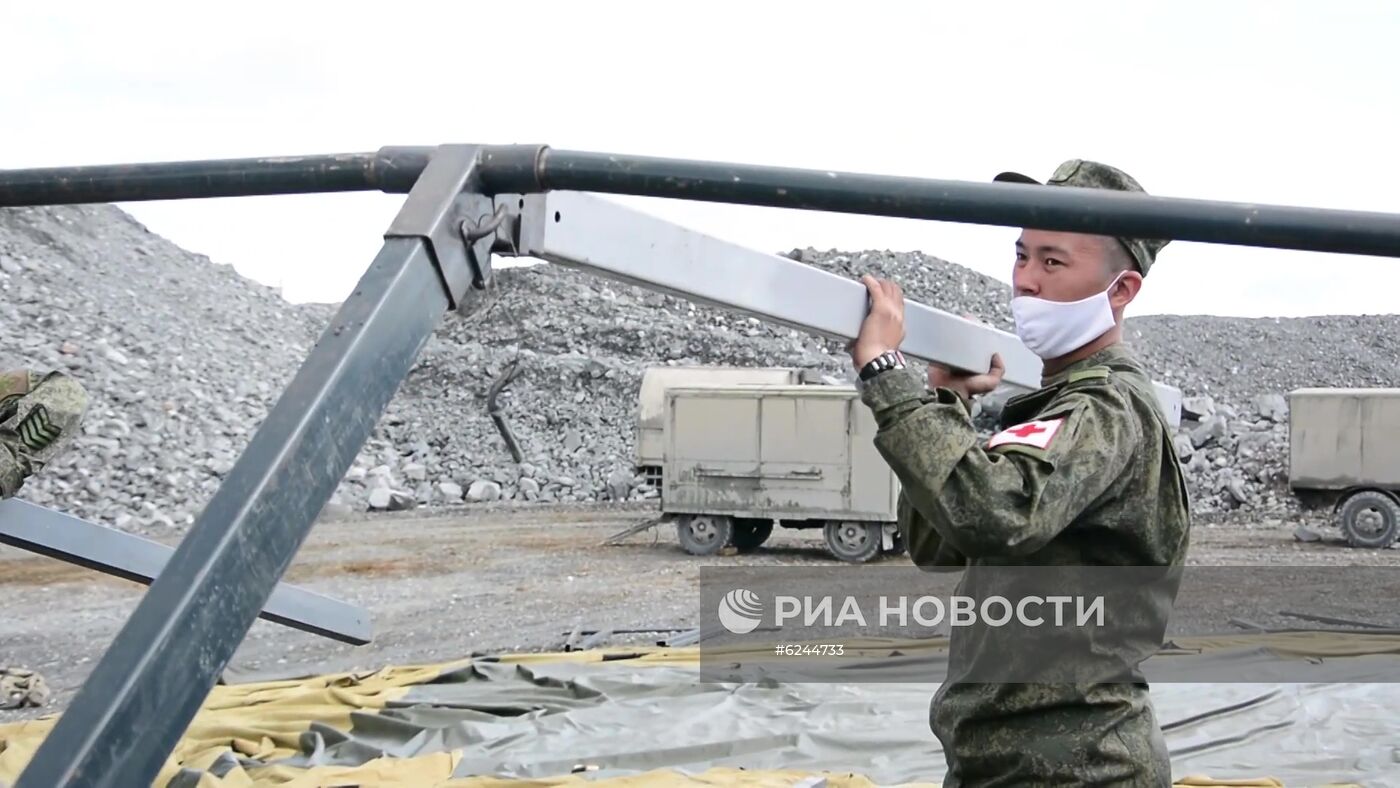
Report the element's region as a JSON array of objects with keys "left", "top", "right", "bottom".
[{"left": 383, "top": 144, "right": 500, "bottom": 312}]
